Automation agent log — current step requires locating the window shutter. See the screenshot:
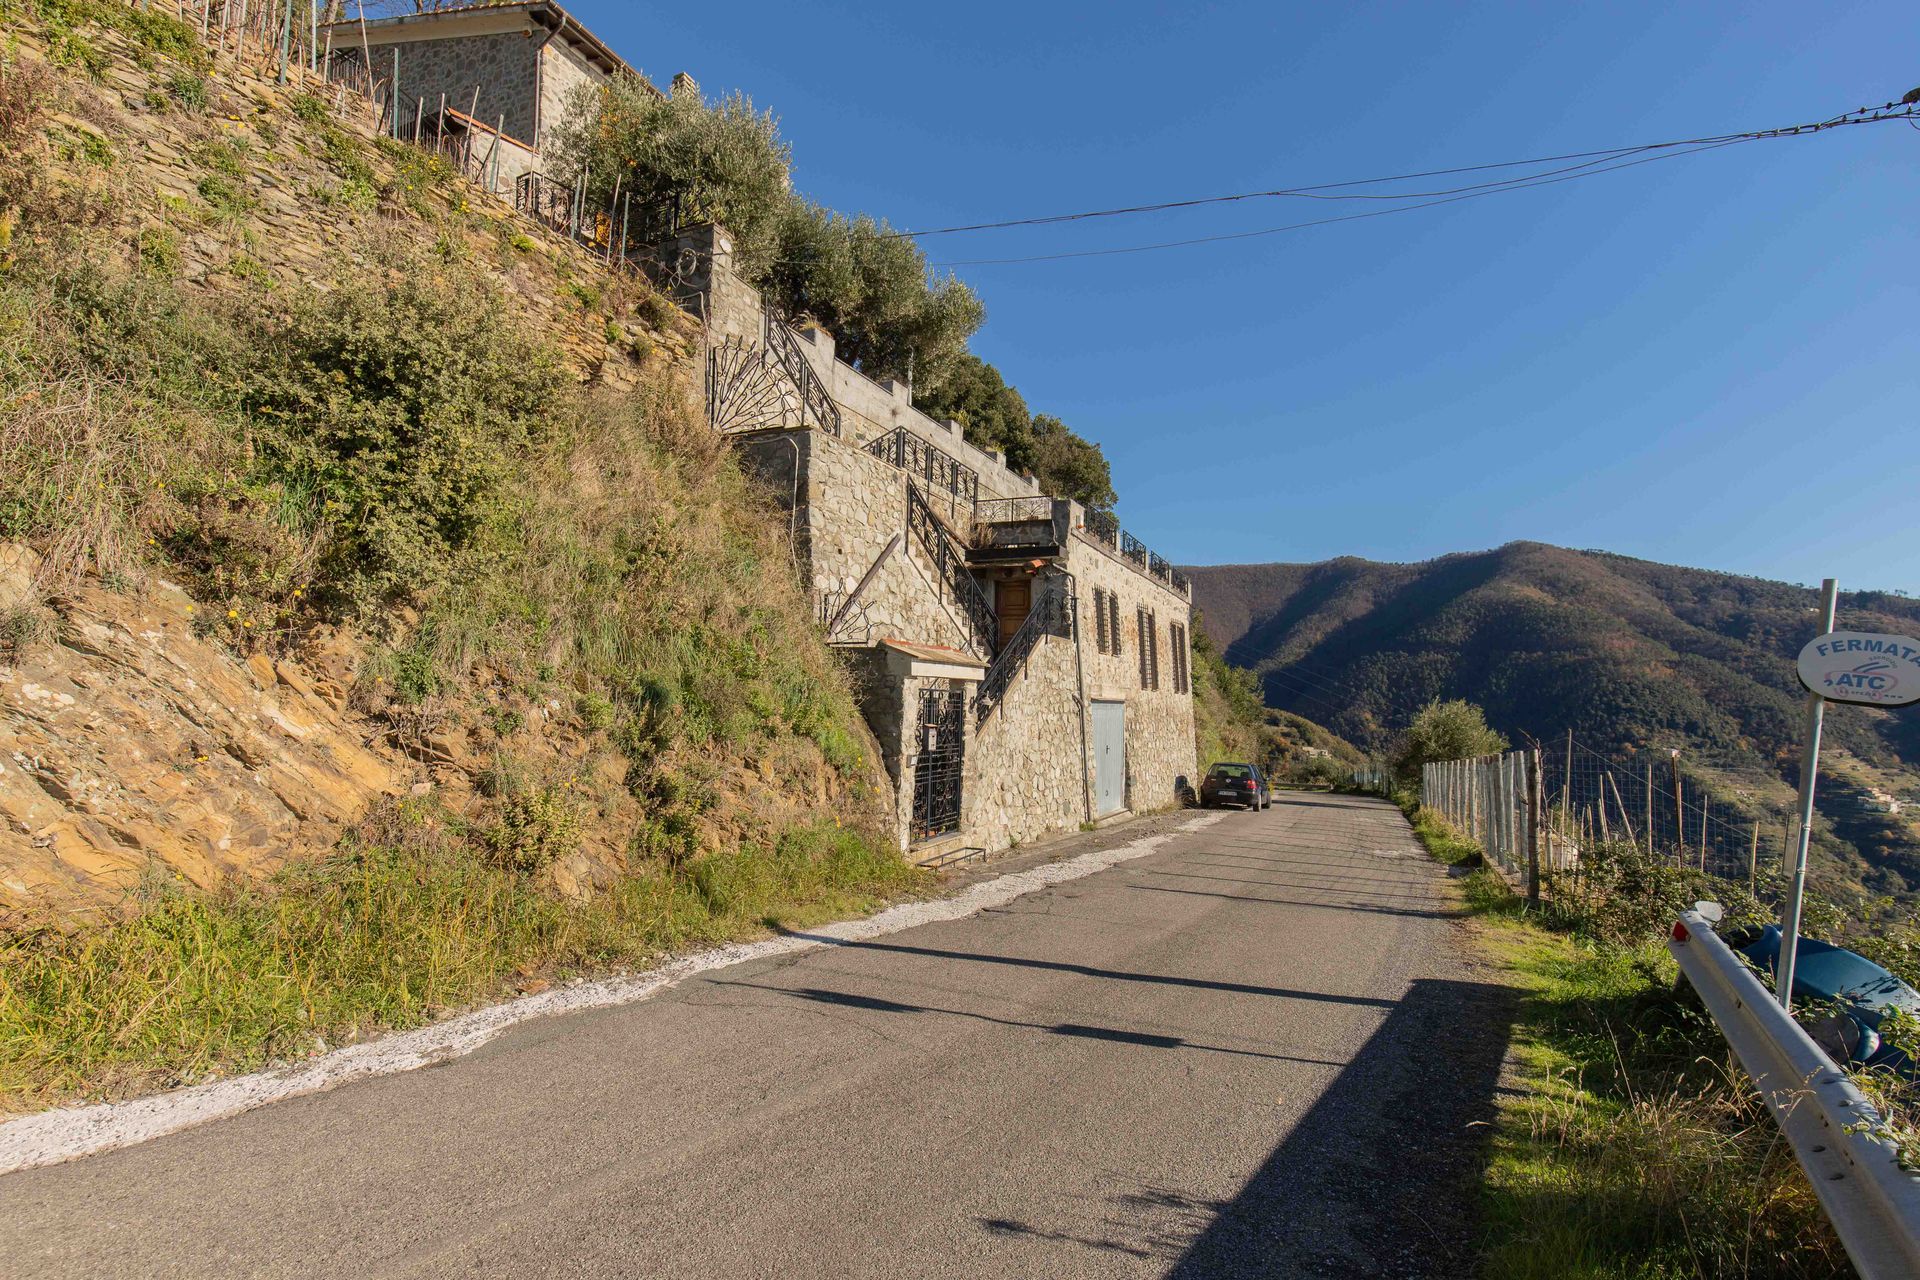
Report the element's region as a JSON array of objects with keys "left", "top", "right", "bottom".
[
  {"left": 1110, "top": 593, "right": 1122, "bottom": 657},
  {"left": 1137, "top": 607, "right": 1149, "bottom": 688}
]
